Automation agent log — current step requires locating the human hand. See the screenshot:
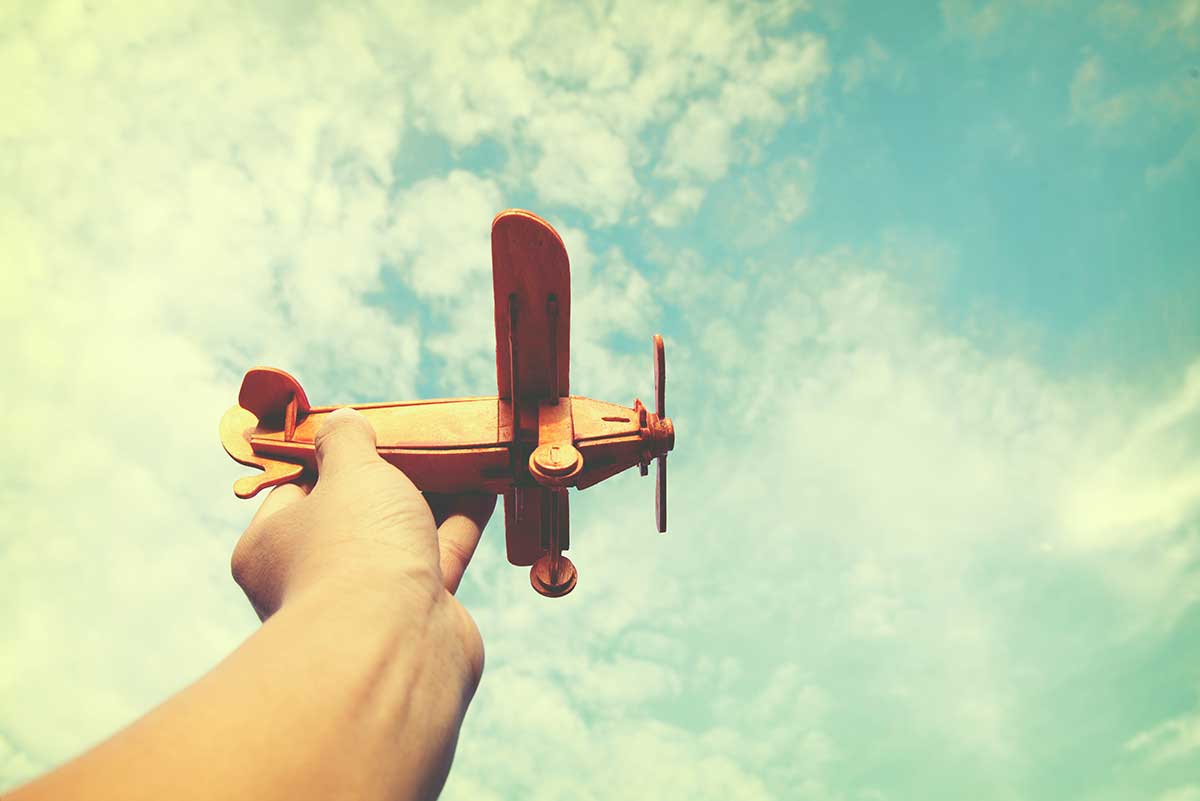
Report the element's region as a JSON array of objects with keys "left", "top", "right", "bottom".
[
  {"left": 230, "top": 406, "right": 496, "bottom": 682},
  {"left": 6, "top": 407, "right": 496, "bottom": 801}
]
